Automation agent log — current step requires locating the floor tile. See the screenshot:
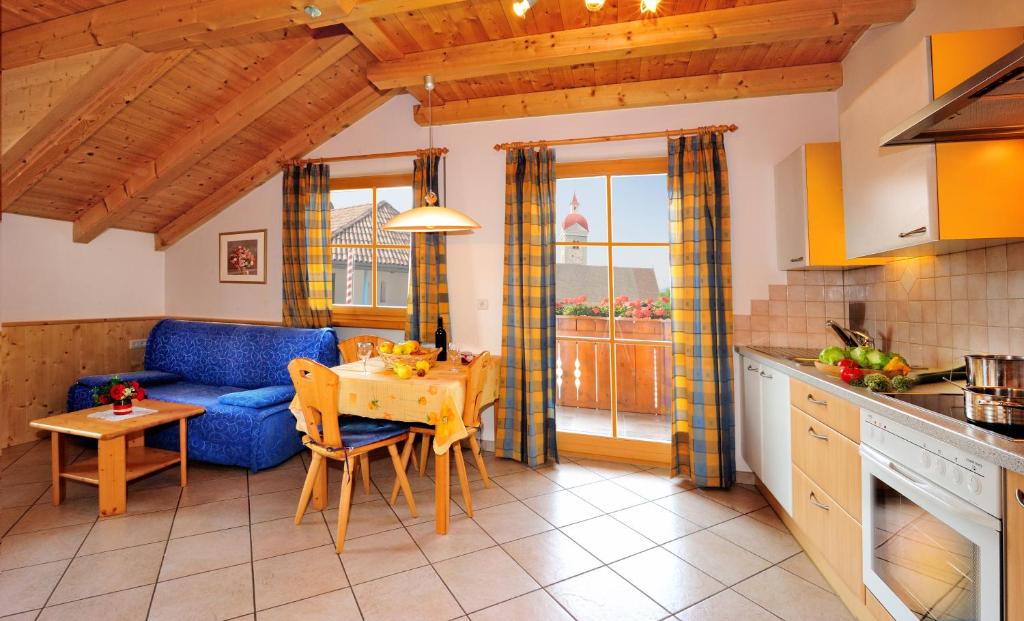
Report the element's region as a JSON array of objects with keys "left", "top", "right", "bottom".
[
  {"left": 613, "top": 471, "right": 695, "bottom": 500},
  {"left": 547, "top": 567, "right": 668, "bottom": 621},
  {"left": 491, "top": 471, "right": 563, "bottom": 499},
  {"left": 170, "top": 497, "right": 248, "bottom": 539},
  {"left": 471, "top": 501, "right": 552, "bottom": 543},
  {"left": 779, "top": 551, "right": 833, "bottom": 593},
  {"left": 49, "top": 541, "right": 164, "bottom": 605},
  {"left": 149, "top": 563, "right": 254, "bottom": 621},
  {"left": 469, "top": 589, "right": 572, "bottom": 621},
  {"left": 254, "top": 545, "right": 347, "bottom": 610},
  {"left": 160, "top": 525, "right": 252, "bottom": 581},
  {"left": 323, "top": 499, "right": 402, "bottom": 541},
  {"left": 37, "top": 584, "right": 153, "bottom": 621},
  {"left": 654, "top": 491, "right": 741, "bottom": 528},
  {"left": 391, "top": 488, "right": 465, "bottom": 526},
  {"left": 250, "top": 514, "right": 331, "bottom": 561},
  {"left": 451, "top": 478, "right": 515, "bottom": 512},
  {"left": 695, "top": 485, "right": 768, "bottom": 514},
  {"left": 249, "top": 487, "right": 318, "bottom": 524},
  {"left": 353, "top": 565, "right": 463, "bottom": 621},
  {"left": 474, "top": 454, "right": 531, "bottom": 478},
  {"left": 407, "top": 515, "right": 495, "bottom": 563},
  {"left": 536, "top": 462, "right": 605, "bottom": 488},
  {"left": 0, "top": 482, "right": 48, "bottom": 510},
  {"left": 573, "top": 459, "right": 642, "bottom": 479},
  {"left": 0, "top": 523, "right": 91, "bottom": 570},
  {"left": 339, "top": 527, "right": 429, "bottom": 585},
  {"left": 570, "top": 480, "right": 646, "bottom": 513},
  {"left": 674, "top": 588, "right": 777, "bottom": 621},
  {"left": 611, "top": 547, "right": 724, "bottom": 614},
  {"left": 186, "top": 461, "right": 248, "bottom": 484},
  {"left": 0, "top": 464, "right": 53, "bottom": 487},
  {"left": 662, "top": 530, "right": 771, "bottom": 586},
  {"left": 0, "top": 609, "right": 40, "bottom": 620},
  {"left": 610, "top": 502, "right": 701, "bottom": 544},
  {"left": 734, "top": 566, "right": 856, "bottom": 621},
  {"left": 79, "top": 509, "right": 174, "bottom": 555},
  {"left": 257, "top": 588, "right": 361, "bottom": 621},
  {"left": 0, "top": 559, "right": 69, "bottom": 616},
  {"left": 118, "top": 485, "right": 182, "bottom": 516},
  {"left": 0, "top": 507, "right": 28, "bottom": 537},
  {"left": 9, "top": 497, "right": 97, "bottom": 534},
  {"left": 247, "top": 467, "right": 307, "bottom": 497},
  {"left": 747, "top": 505, "right": 788, "bottom": 532},
  {"left": 710, "top": 515, "right": 801, "bottom": 563},
  {"left": 524, "top": 490, "right": 602, "bottom": 527},
  {"left": 501, "top": 529, "right": 601, "bottom": 586},
  {"left": 178, "top": 474, "right": 248, "bottom": 508},
  {"left": 434, "top": 546, "right": 539, "bottom": 613},
  {"left": 560, "top": 515, "right": 655, "bottom": 564}
]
